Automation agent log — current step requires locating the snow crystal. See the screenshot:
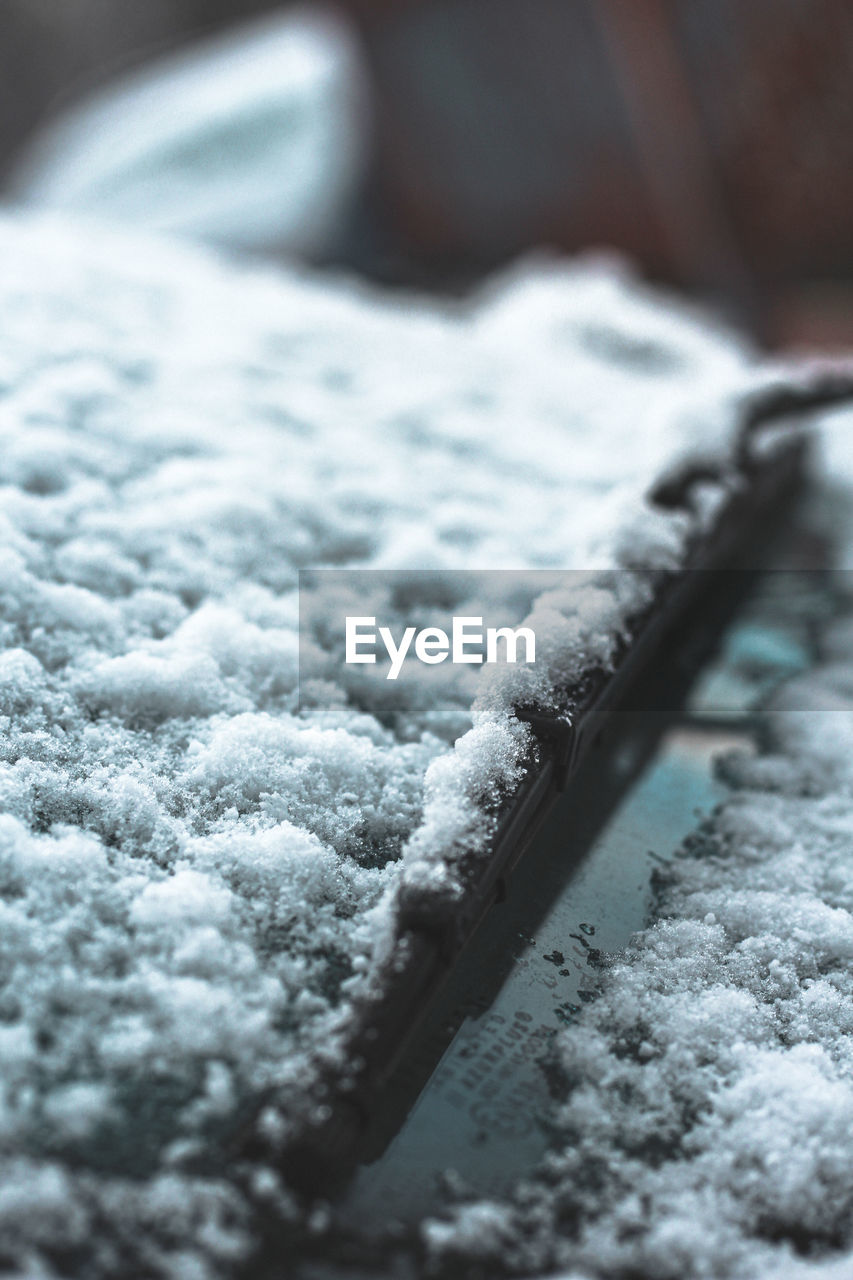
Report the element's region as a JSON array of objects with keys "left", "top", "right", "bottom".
[{"left": 0, "top": 211, "right": 827, "bottom": 1274}]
